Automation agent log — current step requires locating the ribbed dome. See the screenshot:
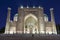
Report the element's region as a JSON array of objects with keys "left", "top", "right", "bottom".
[
  {"left": 14, "top": 13, "right": 18, "bottom": 17},
  {"left": 44, "top": 14, "right": 48, "bottom": 22},
  {"left": 14, "top": 13, "right": 18, "bottom": 21}
]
